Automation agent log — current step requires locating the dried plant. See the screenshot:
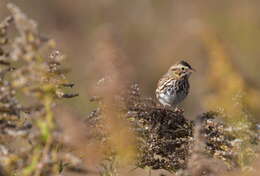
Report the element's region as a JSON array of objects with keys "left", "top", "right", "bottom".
[
  {"left": 0, "top": 3, "right": 78, "bottom": 176},
  {"left": 201, "top": 29, "right": 259, "bottom": 169},
  {"left": 88, "top": 82, "right": 258, "bottom": 175}
]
